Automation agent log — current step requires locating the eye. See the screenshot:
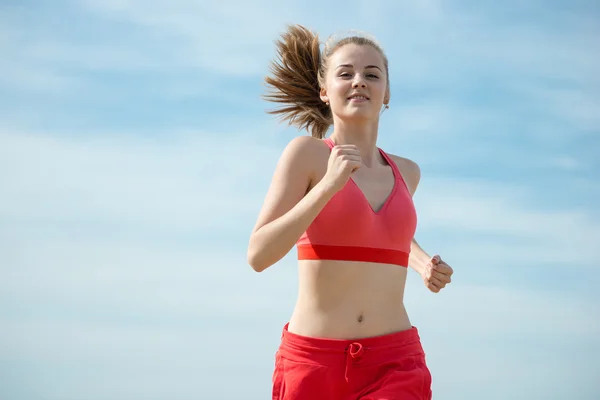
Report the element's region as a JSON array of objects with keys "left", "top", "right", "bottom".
[{"left": 338, "top": 72, "right": 380, "bottom": 79}]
